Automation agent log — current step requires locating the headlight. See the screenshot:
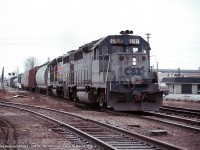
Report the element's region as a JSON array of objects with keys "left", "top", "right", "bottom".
[
  {"left": 132, "top": 62, "right": 137, "bottom": 65},
  {"left": 132, "top": 57, "right": 137, "bottom": 66}
]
